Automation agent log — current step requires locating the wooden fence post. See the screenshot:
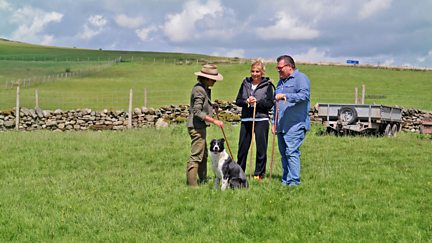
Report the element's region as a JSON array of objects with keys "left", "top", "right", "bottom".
[
  {"left": 128, "top": 89, "right": 133, "bottom": 129},
  {"left": 361, "top": 84, "right": 366, "bottom": 104},
  {"left": 16, "top": 86, "right": 20, "bottom": 130},
  {"left": 144, "top": 88, "right": 147, "bottom": 108},
  {"left": 354, "top": 87, "right": 358, "bottom": 104},
  {"left": 35, "top": 89, "right": 39, "bottom": 108}
]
